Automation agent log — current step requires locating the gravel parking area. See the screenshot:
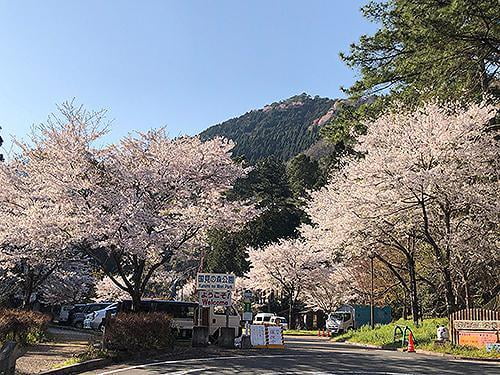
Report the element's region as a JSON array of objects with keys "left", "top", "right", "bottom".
[{"left": 16, "top": 326, "right": 99, "bottom": 374}]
